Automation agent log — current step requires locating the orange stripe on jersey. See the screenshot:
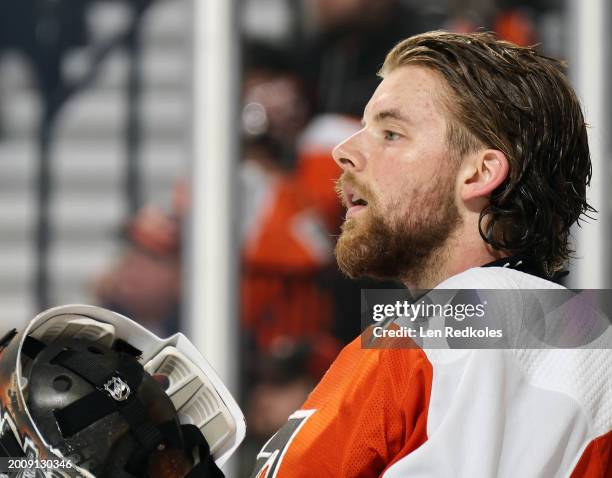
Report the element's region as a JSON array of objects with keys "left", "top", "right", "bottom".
[
  {"left": 252, "top": 336, "right": 433, "bottom": 477},
  {"left": 571, "top": 430, "right": 612, "bottom": 477}
]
